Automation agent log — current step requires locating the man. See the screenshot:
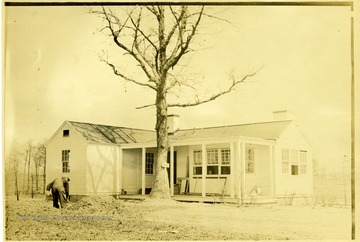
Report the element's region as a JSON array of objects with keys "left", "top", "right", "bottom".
[{"left": 46, "top": 177, "right": 70, "bottom": 208}]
